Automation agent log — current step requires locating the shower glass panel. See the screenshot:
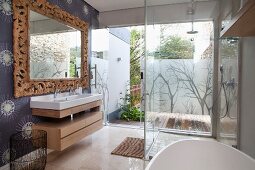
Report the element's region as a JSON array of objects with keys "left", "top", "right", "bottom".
[
  {"left": 144, "top": 0, "right": 214, "bottom": 156},
  {"left": 218, "top": 38, "right": 239, "bottom": 147},
  {"left": 145, "top": 22, "right": 214, "bottom": 130},
  {"left": 144, "top": 0, "right": 159, "bottom": 157}
]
